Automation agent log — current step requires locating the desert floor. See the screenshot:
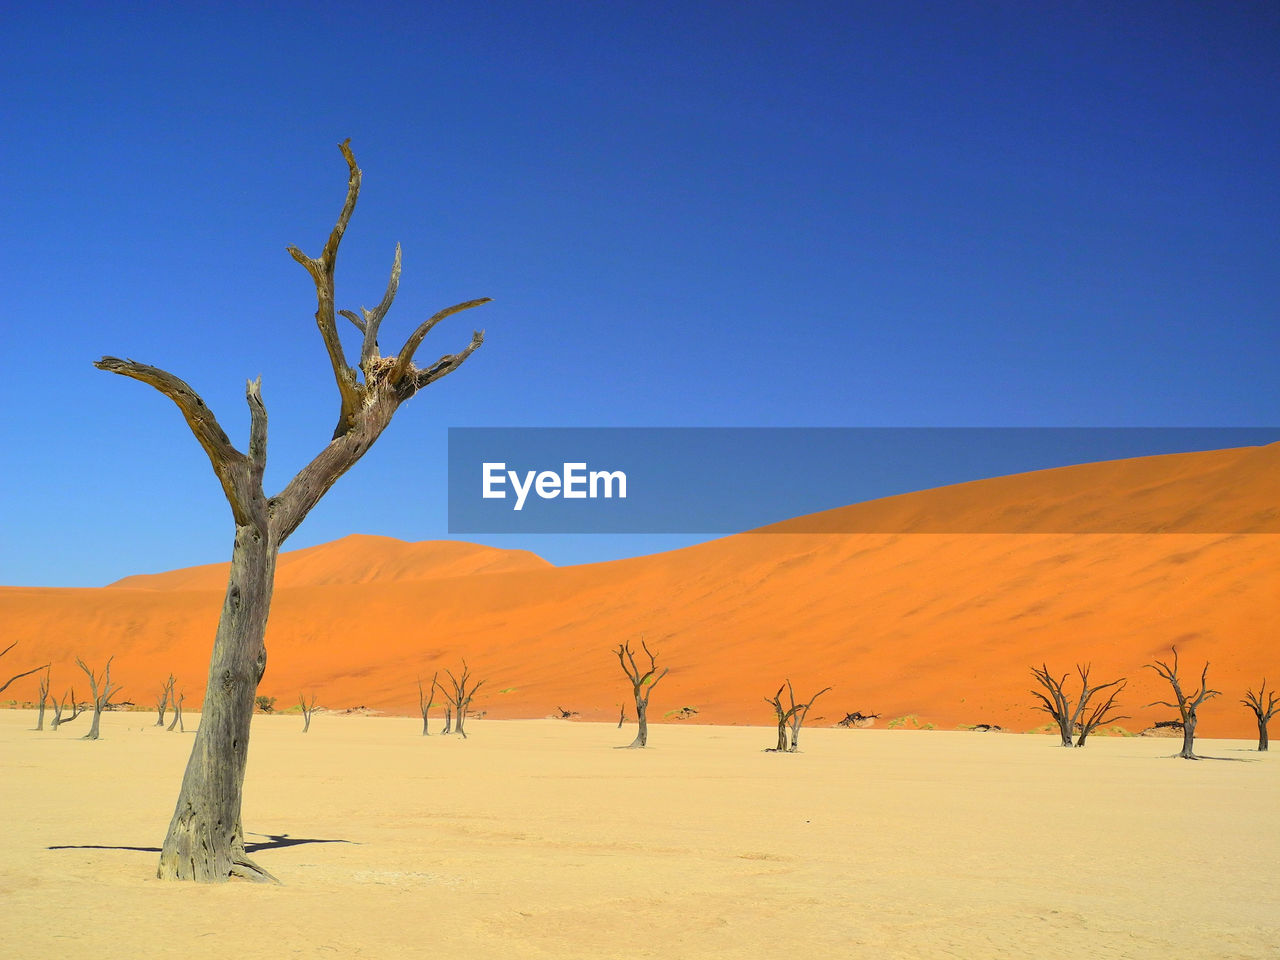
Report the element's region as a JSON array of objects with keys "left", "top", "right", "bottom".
[{"left": 2, "top": 710, "right": 1277, "bottom": 959}]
